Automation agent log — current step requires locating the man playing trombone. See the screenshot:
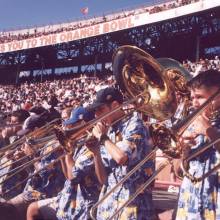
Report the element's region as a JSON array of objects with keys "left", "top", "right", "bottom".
[
  {"left": 87, "top": 87, "right": 156, "bottom": 220},
  {"left": 176, "top": 69, "right": 220, "bottom": 220},
  {"left": 8, "top": 115, "right": 65, "bottom": 220},
  {"left": 26, "top": 106, "right": 101, "bottom": 220}
]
